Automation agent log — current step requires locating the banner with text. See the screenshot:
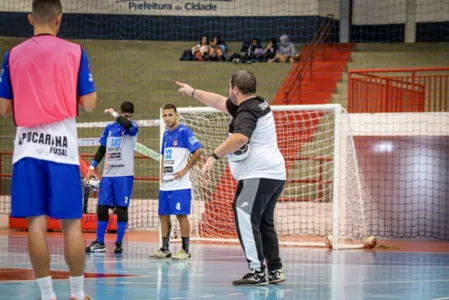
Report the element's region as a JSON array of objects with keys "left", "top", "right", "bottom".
[{"left": 0, "top": 0, "right": 319, "bottom": 17}]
